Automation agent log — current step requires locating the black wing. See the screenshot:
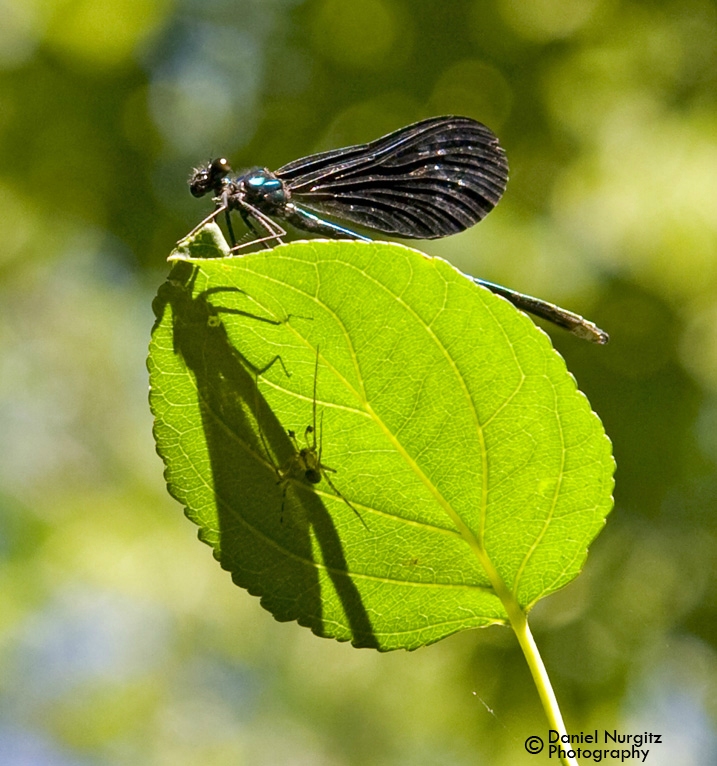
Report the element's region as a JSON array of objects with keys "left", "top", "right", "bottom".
[{"left": 274, "top": 116, "right": 508, "bottom": 239}]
